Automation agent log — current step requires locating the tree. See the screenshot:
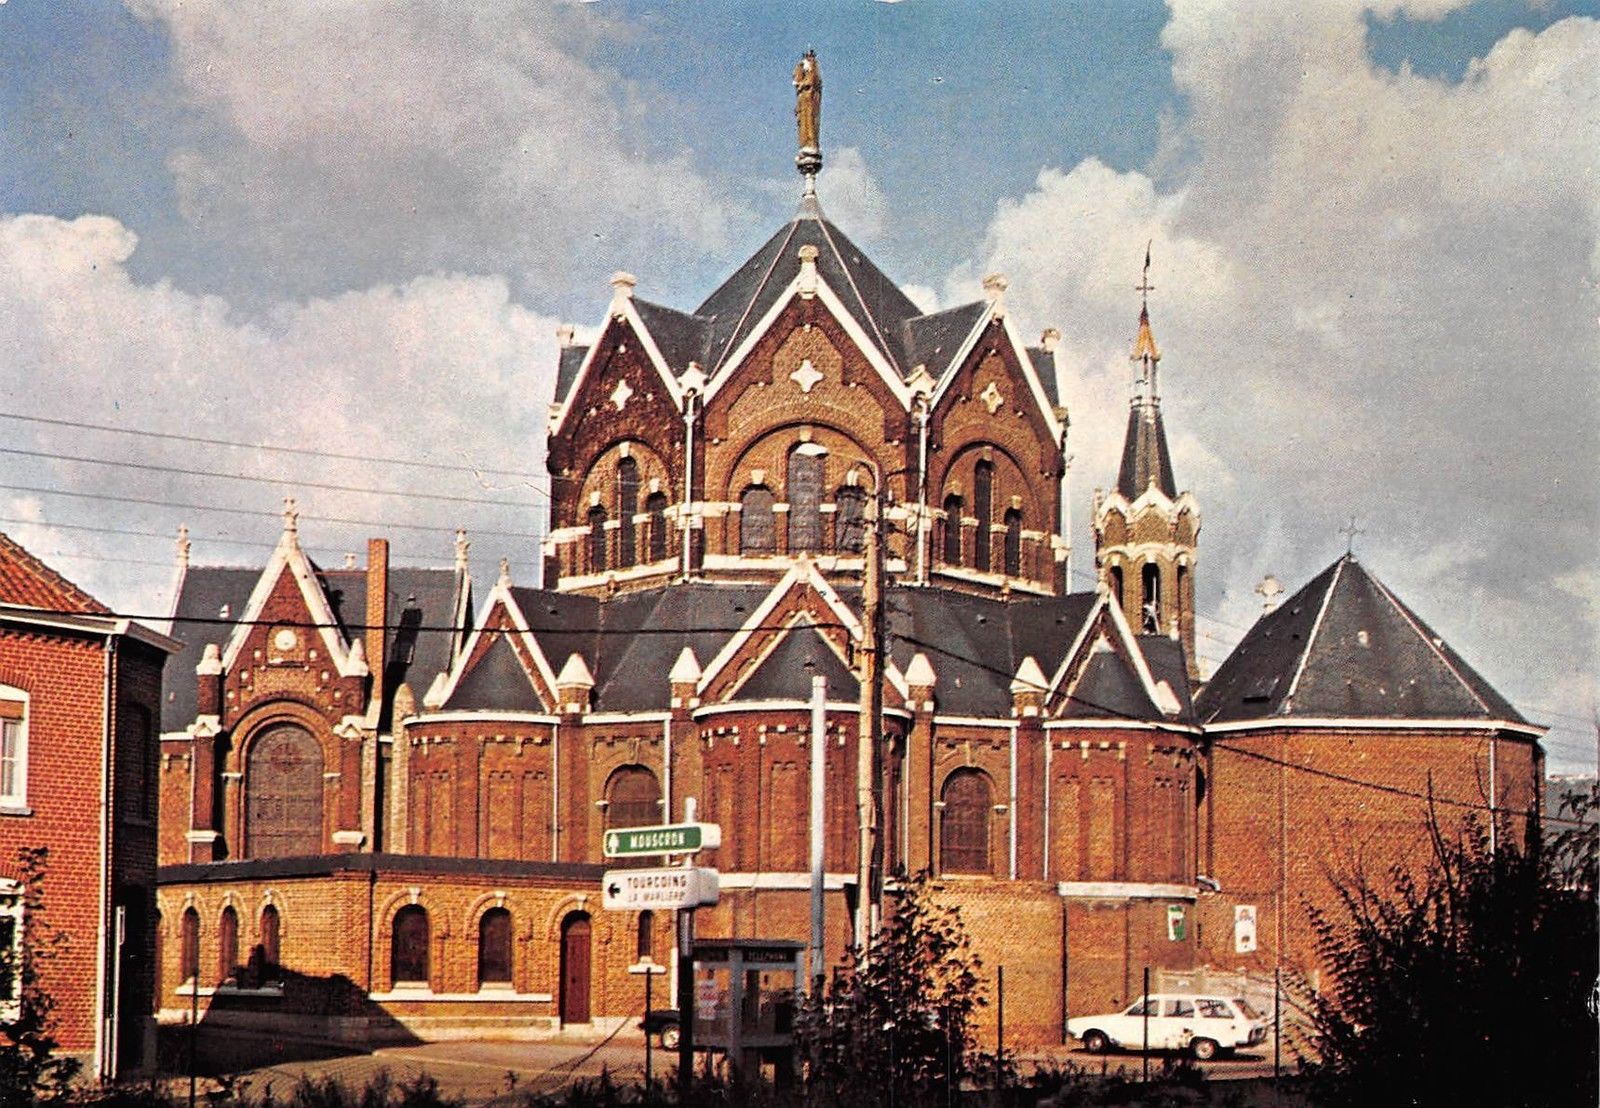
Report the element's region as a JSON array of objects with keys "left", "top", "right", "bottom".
[
  {"left": 1305, "top": 809, "right": 1598, "bottom": 1106},
  {"left": 796, "top": 872, "right": 984, "bottom": 1107},
  {"left": 0, "top": 847, "right": 80, "bottom": 1104}
]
